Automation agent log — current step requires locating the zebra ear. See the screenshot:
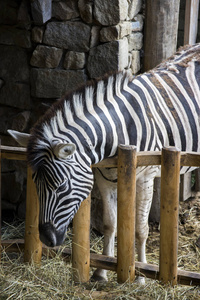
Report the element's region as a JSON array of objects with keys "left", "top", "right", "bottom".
[
  {"left": 7, "top": 130, "right": 30, "bottom": 147},
  {"left": 53, "top": 142, "right": 76, "bottom": 160}
]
